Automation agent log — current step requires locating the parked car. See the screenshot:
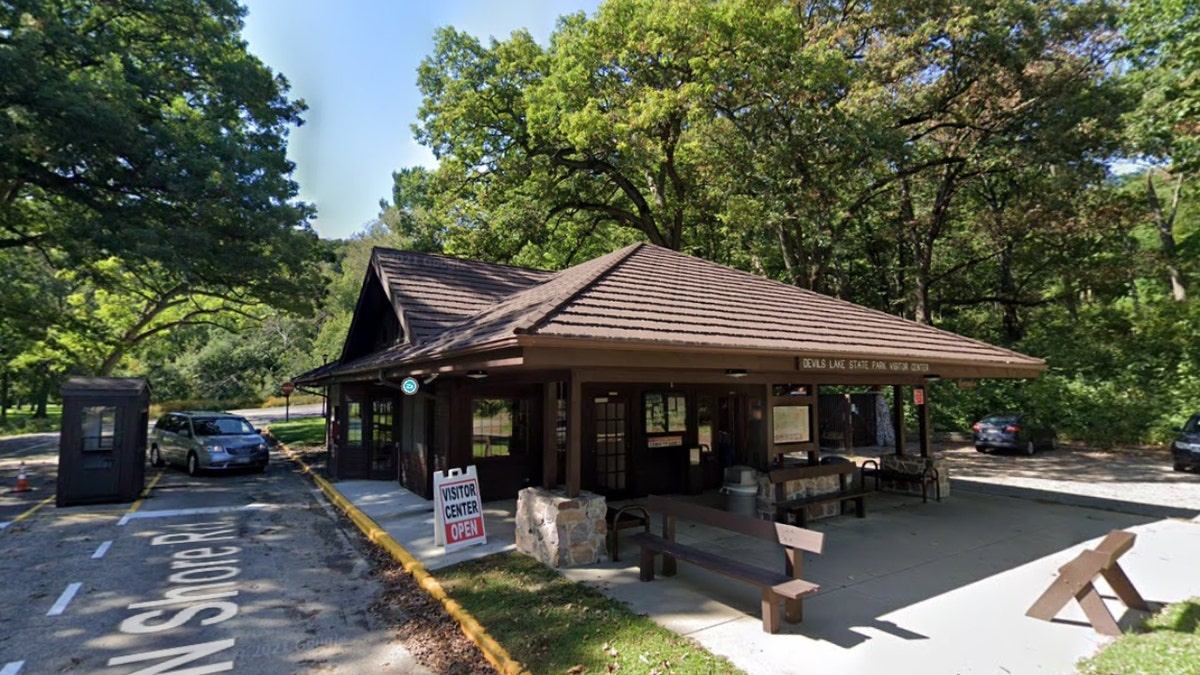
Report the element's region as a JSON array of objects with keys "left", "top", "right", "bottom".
[
  {"left": 150, "top": 411, "right": 270, "bottom": 476},
  {"left": 1171, "top": 413, "right": 1200, "bottom": 472},
  {"left": 972, "top": 412, "right": 1057, "bottom": 455}
]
